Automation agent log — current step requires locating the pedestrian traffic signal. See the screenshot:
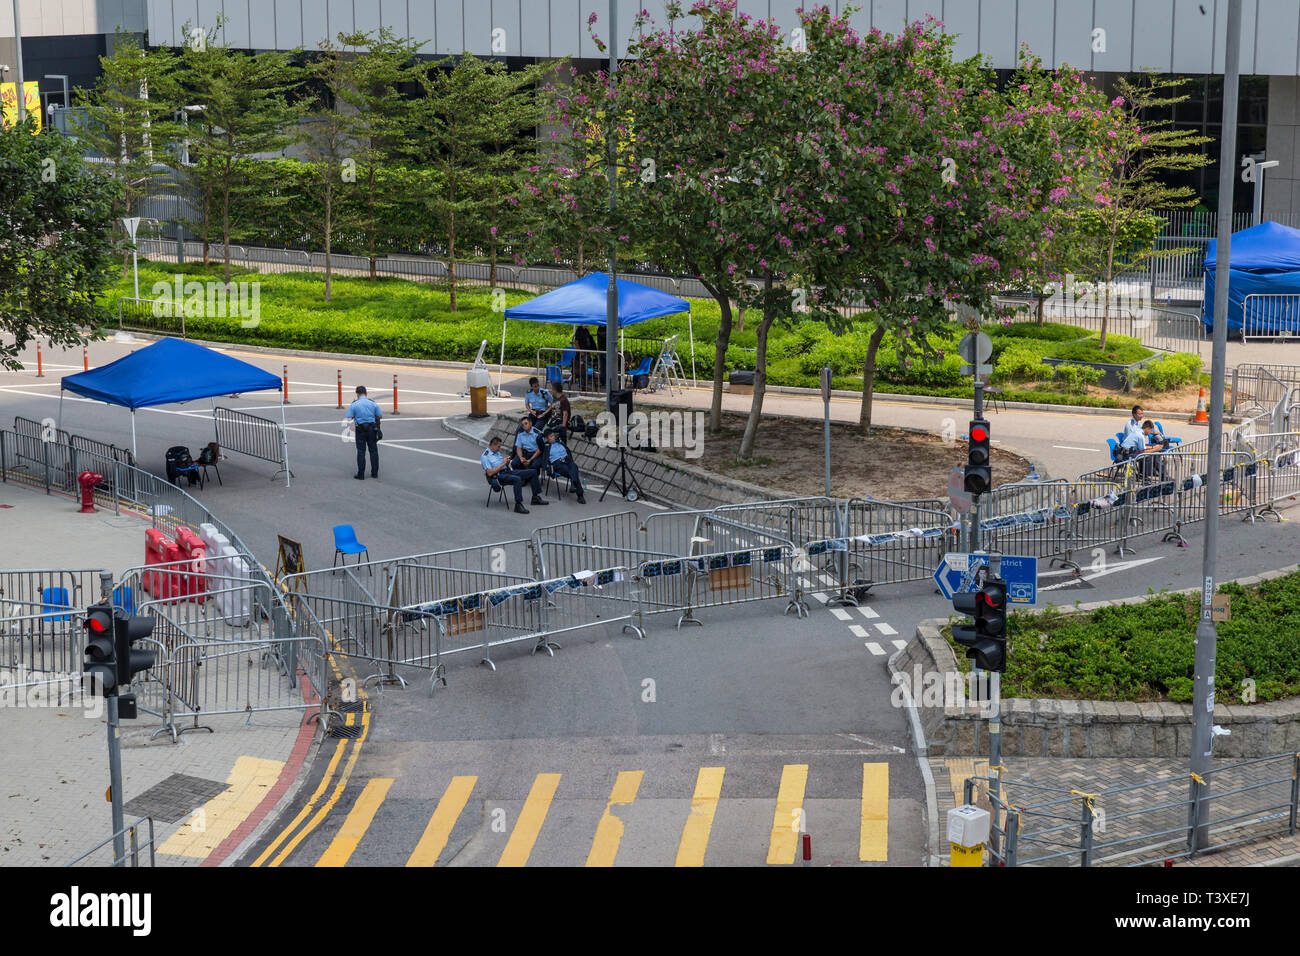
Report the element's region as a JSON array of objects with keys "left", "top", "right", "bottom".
[
  {"left": 114, "top": 614, "right": 156, "bottom": 689},
  {"left": 951, "top": 577, "right": 1008, "bottom": 673},
  {"left": 964, "top": 419, "right": 991, "bottom": 496},
  {"left": 83, "top": 601, "right": 118, "bottom": 696}
]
